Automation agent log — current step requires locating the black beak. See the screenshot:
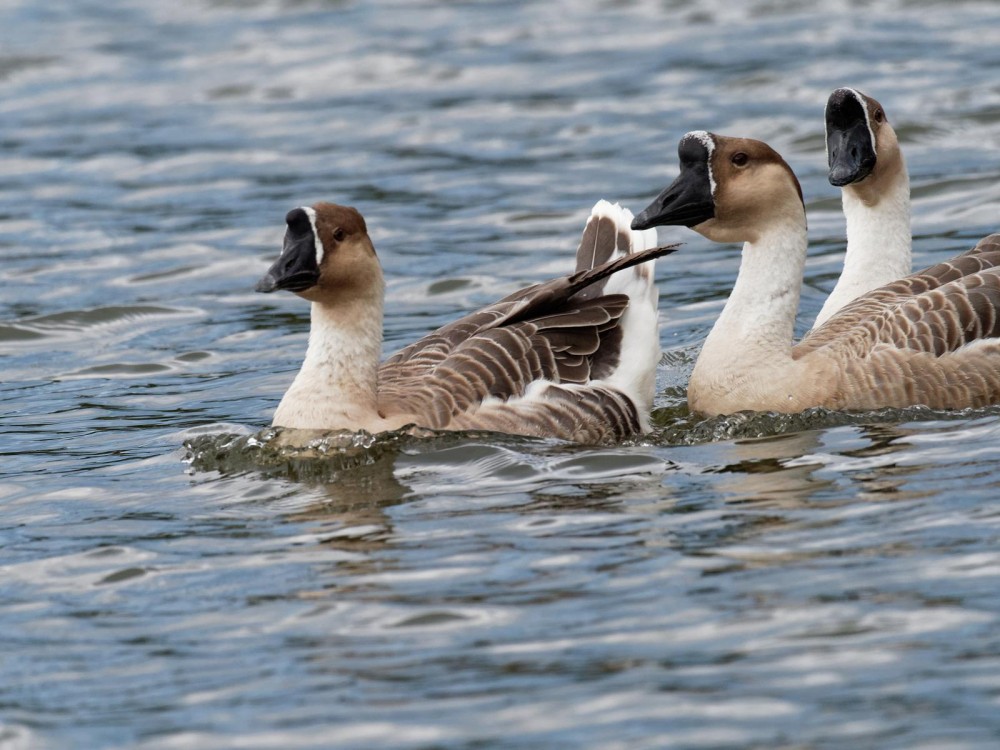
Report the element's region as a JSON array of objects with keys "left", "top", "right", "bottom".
[
  {"left": 827, "top": 121, "right": 876, "bottom": 187},
  {"left": 632, "top": 166, "right": 715, "bottom": 231},
  {"left": 254, "top": 270, "right": 280, "bottom": 293},
  {"left": 255, "top": 209, "right": 321, "bottom": 294},
  {"left": 826, "top": 91, "right": 877, "bottom": 187}
]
